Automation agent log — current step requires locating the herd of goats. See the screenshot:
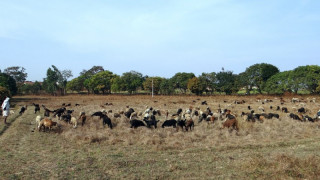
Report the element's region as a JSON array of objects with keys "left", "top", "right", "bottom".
[{"left": 14, "top": 97, "right": 320, "bottom": 132}]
